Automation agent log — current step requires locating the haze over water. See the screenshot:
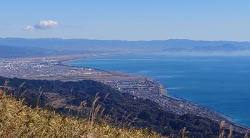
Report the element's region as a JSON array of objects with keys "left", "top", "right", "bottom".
[{"left": 70, "top": 54, "right": 250, "bottom": 127}]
